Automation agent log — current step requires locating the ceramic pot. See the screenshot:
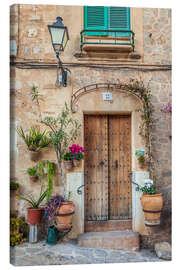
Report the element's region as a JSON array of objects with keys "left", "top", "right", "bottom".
[
  {"left": 64, "top": 160, "right": 73, "bottom": 170},
  {"left": 27, "top": 208, "right": 44, "bottom": 225},
  {"left": 29, "top": 151, "right": 41, "bottom": 162},
  {"left": 141, "top": 193, "right": 163, "bottom": 226},
  {"left": 73, "top": 160, "right": 81, "bottom": 167},
  {"left": 55, "top": 201, "right": 75, "bottom": 230}
]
